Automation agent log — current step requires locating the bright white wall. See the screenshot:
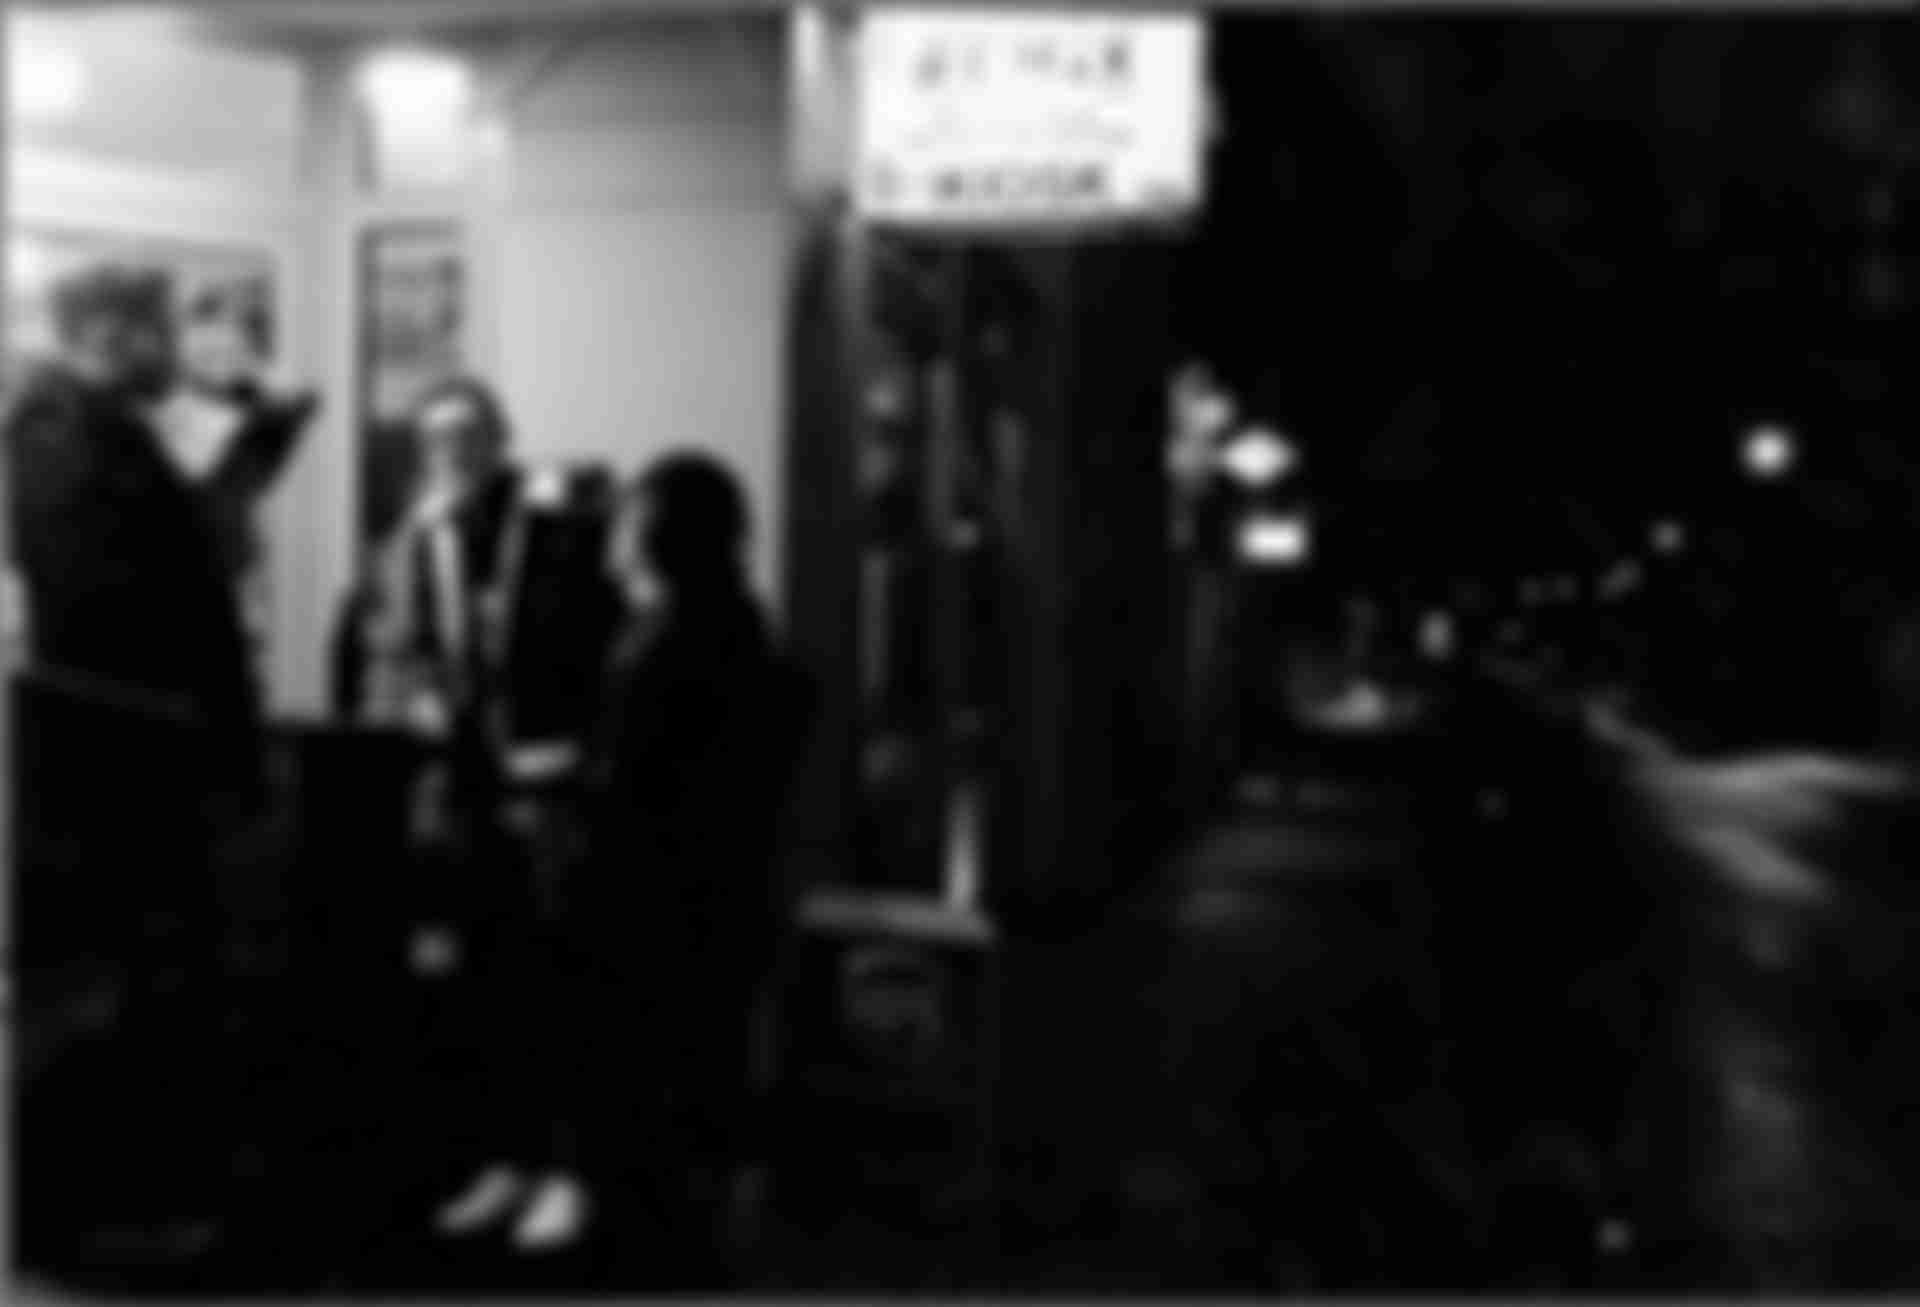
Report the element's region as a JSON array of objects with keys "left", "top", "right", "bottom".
[
  {"left": 6, "top": 17, "right": 312, "bottom": 709},
  {"left": 491, "top": 18, "right": 791, "bottom": 601},
  {"left": 498, "top": 210, "right": 788, "bottom": 596},
  {"left": 273, "top": 18, "right": 792, "bottom": 714},
  {"left": 4, "top": 15, "right": 794, "bottom": 716}
]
